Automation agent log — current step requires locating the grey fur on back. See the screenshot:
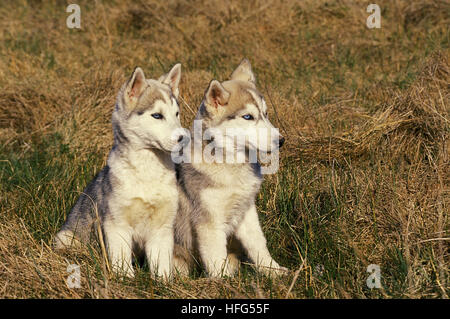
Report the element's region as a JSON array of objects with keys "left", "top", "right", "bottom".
[{"left": 59, "top": 165, "right": 114, "bottom": 244}]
